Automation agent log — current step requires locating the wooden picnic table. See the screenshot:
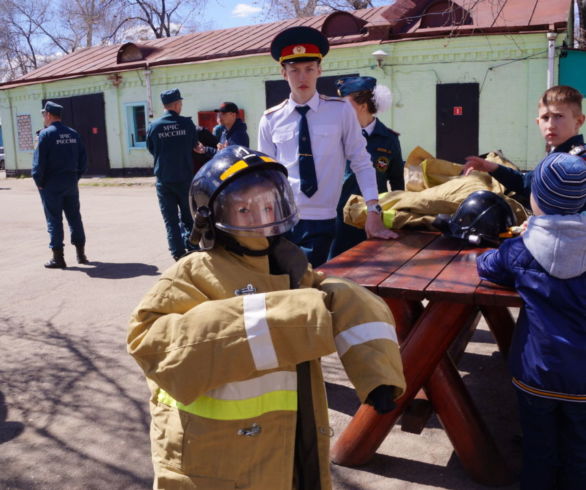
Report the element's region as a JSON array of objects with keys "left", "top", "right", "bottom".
[{"left": 318, "top": 230, "right": 521, "bottom": 486}]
